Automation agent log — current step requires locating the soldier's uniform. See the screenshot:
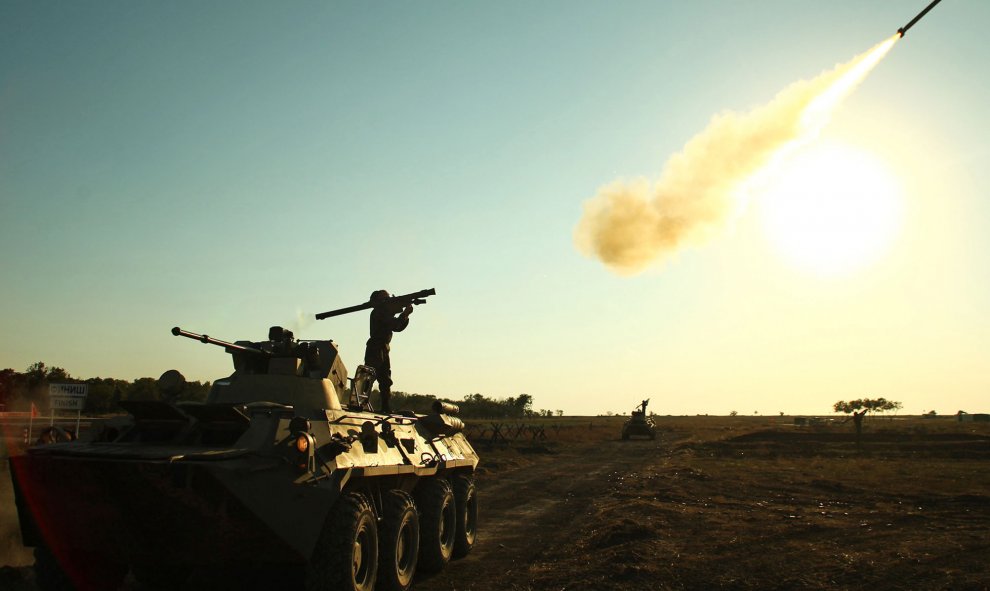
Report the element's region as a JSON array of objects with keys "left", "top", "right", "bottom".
[{"left": 364, "top": 291, "right": 410, "bottom": 414}]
